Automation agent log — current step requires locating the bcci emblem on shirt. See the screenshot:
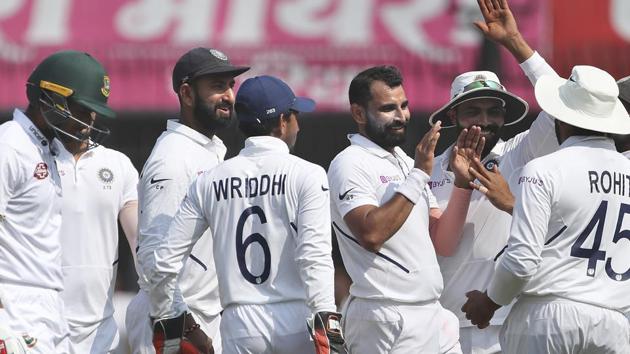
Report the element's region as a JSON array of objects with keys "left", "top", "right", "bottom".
[{"left": 98, "top": 168, "right": 114, "bottom": 190}]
